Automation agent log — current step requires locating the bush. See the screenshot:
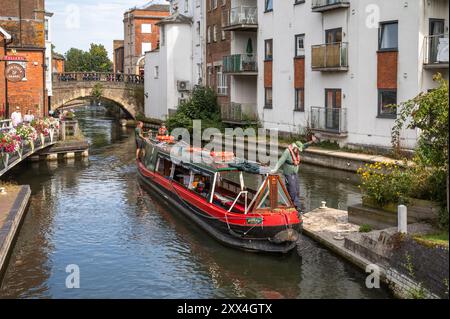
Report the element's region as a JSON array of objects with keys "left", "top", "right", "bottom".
[
  {"left": 359, "top": 224, "right": 373, "bottom": 233},
  {"left": 357, "top": 162, "right": 412, "bottom": 206},
  {"left": 166, "top": 86, "right": 223, "bottom": 133}
]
